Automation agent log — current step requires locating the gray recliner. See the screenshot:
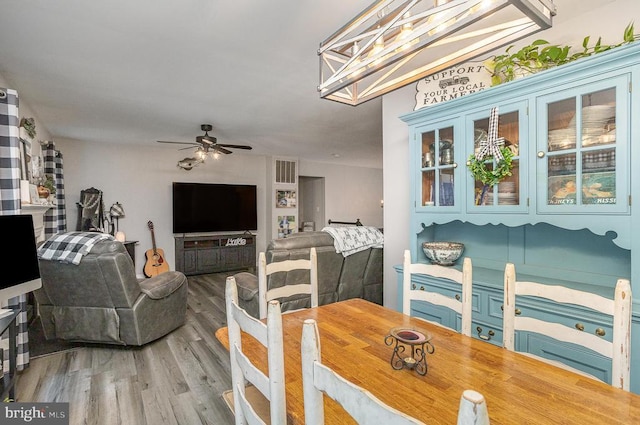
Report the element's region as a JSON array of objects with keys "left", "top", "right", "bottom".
[
  {"left": 234, "top": 231, "right": 383, "bottom": 318},
  {"left": 35, "top": 238, "right": 188, "bottom": 346}
]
